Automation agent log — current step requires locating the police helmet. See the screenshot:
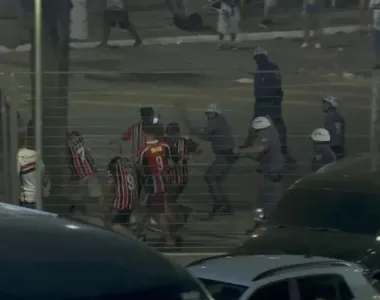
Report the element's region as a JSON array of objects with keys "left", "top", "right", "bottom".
[
  {"left": 252, "top": 116, "right": 271, "bottom": 130},
  {"left": 0, "top": 203, "right": 212, "bottom": 299},
  {"left": 323, "top": 96, "right": 339, "bottom": 108},
  {"left": 253, "top": 46, "right": 268, "bottom": 57},
  {"left": 311, "top": 128, "right": 331, "bottom": 142},
  {"left": 166, "top": 122, "right": 181, "bottom": 135},
  {"left": 205, "top": 104, "right": 221, "bottom": 114}
]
